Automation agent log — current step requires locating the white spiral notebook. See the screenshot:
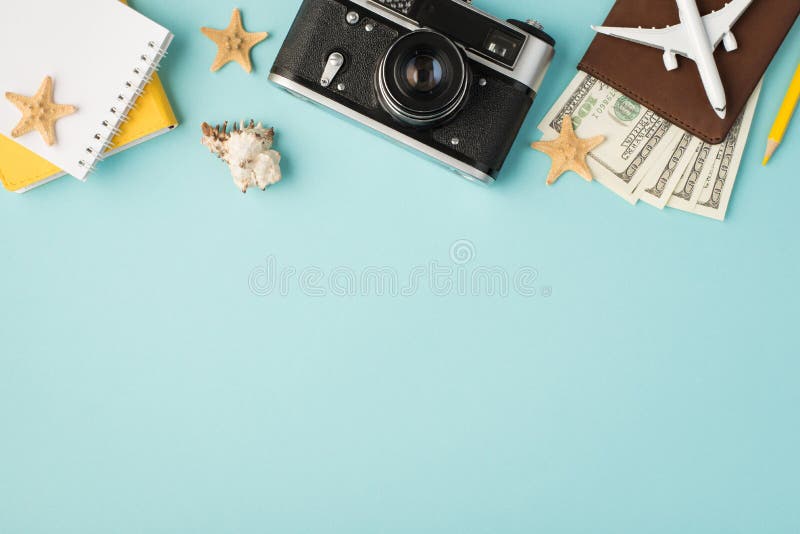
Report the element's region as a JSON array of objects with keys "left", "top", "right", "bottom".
[{"left": 0, "top": 0, "right": 172, "bottom": 180}]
